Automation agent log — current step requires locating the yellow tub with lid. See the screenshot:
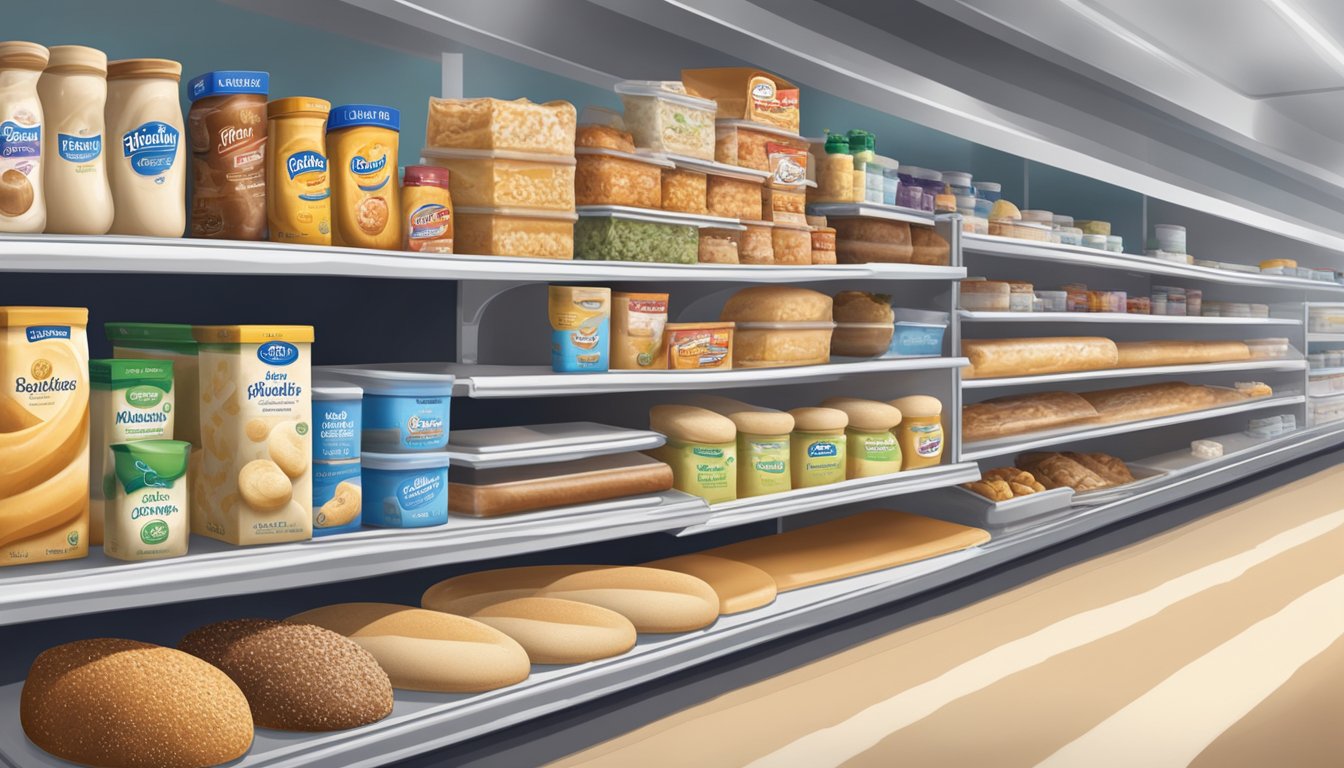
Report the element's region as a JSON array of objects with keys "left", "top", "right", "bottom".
[
  {"left": 789, "top": 406, "right": 847, "bottom": 488},
  {"left": 694, "top": 396, "right": 793, "bottom": 498},
  {"left": 327, "top": 104, "right": 400, "bottom": 250},
  {"left": 267, "top": 96, "right": 332, "bottom": 245},
  {"left": 889, "top": 395, "right": 944, "bottom": 469},
  {"left": 647, "top": 404, "right": 737, "bottom": 503},
  {"left": 822, "top": 397, "right": 903, "bottom": 478}
]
